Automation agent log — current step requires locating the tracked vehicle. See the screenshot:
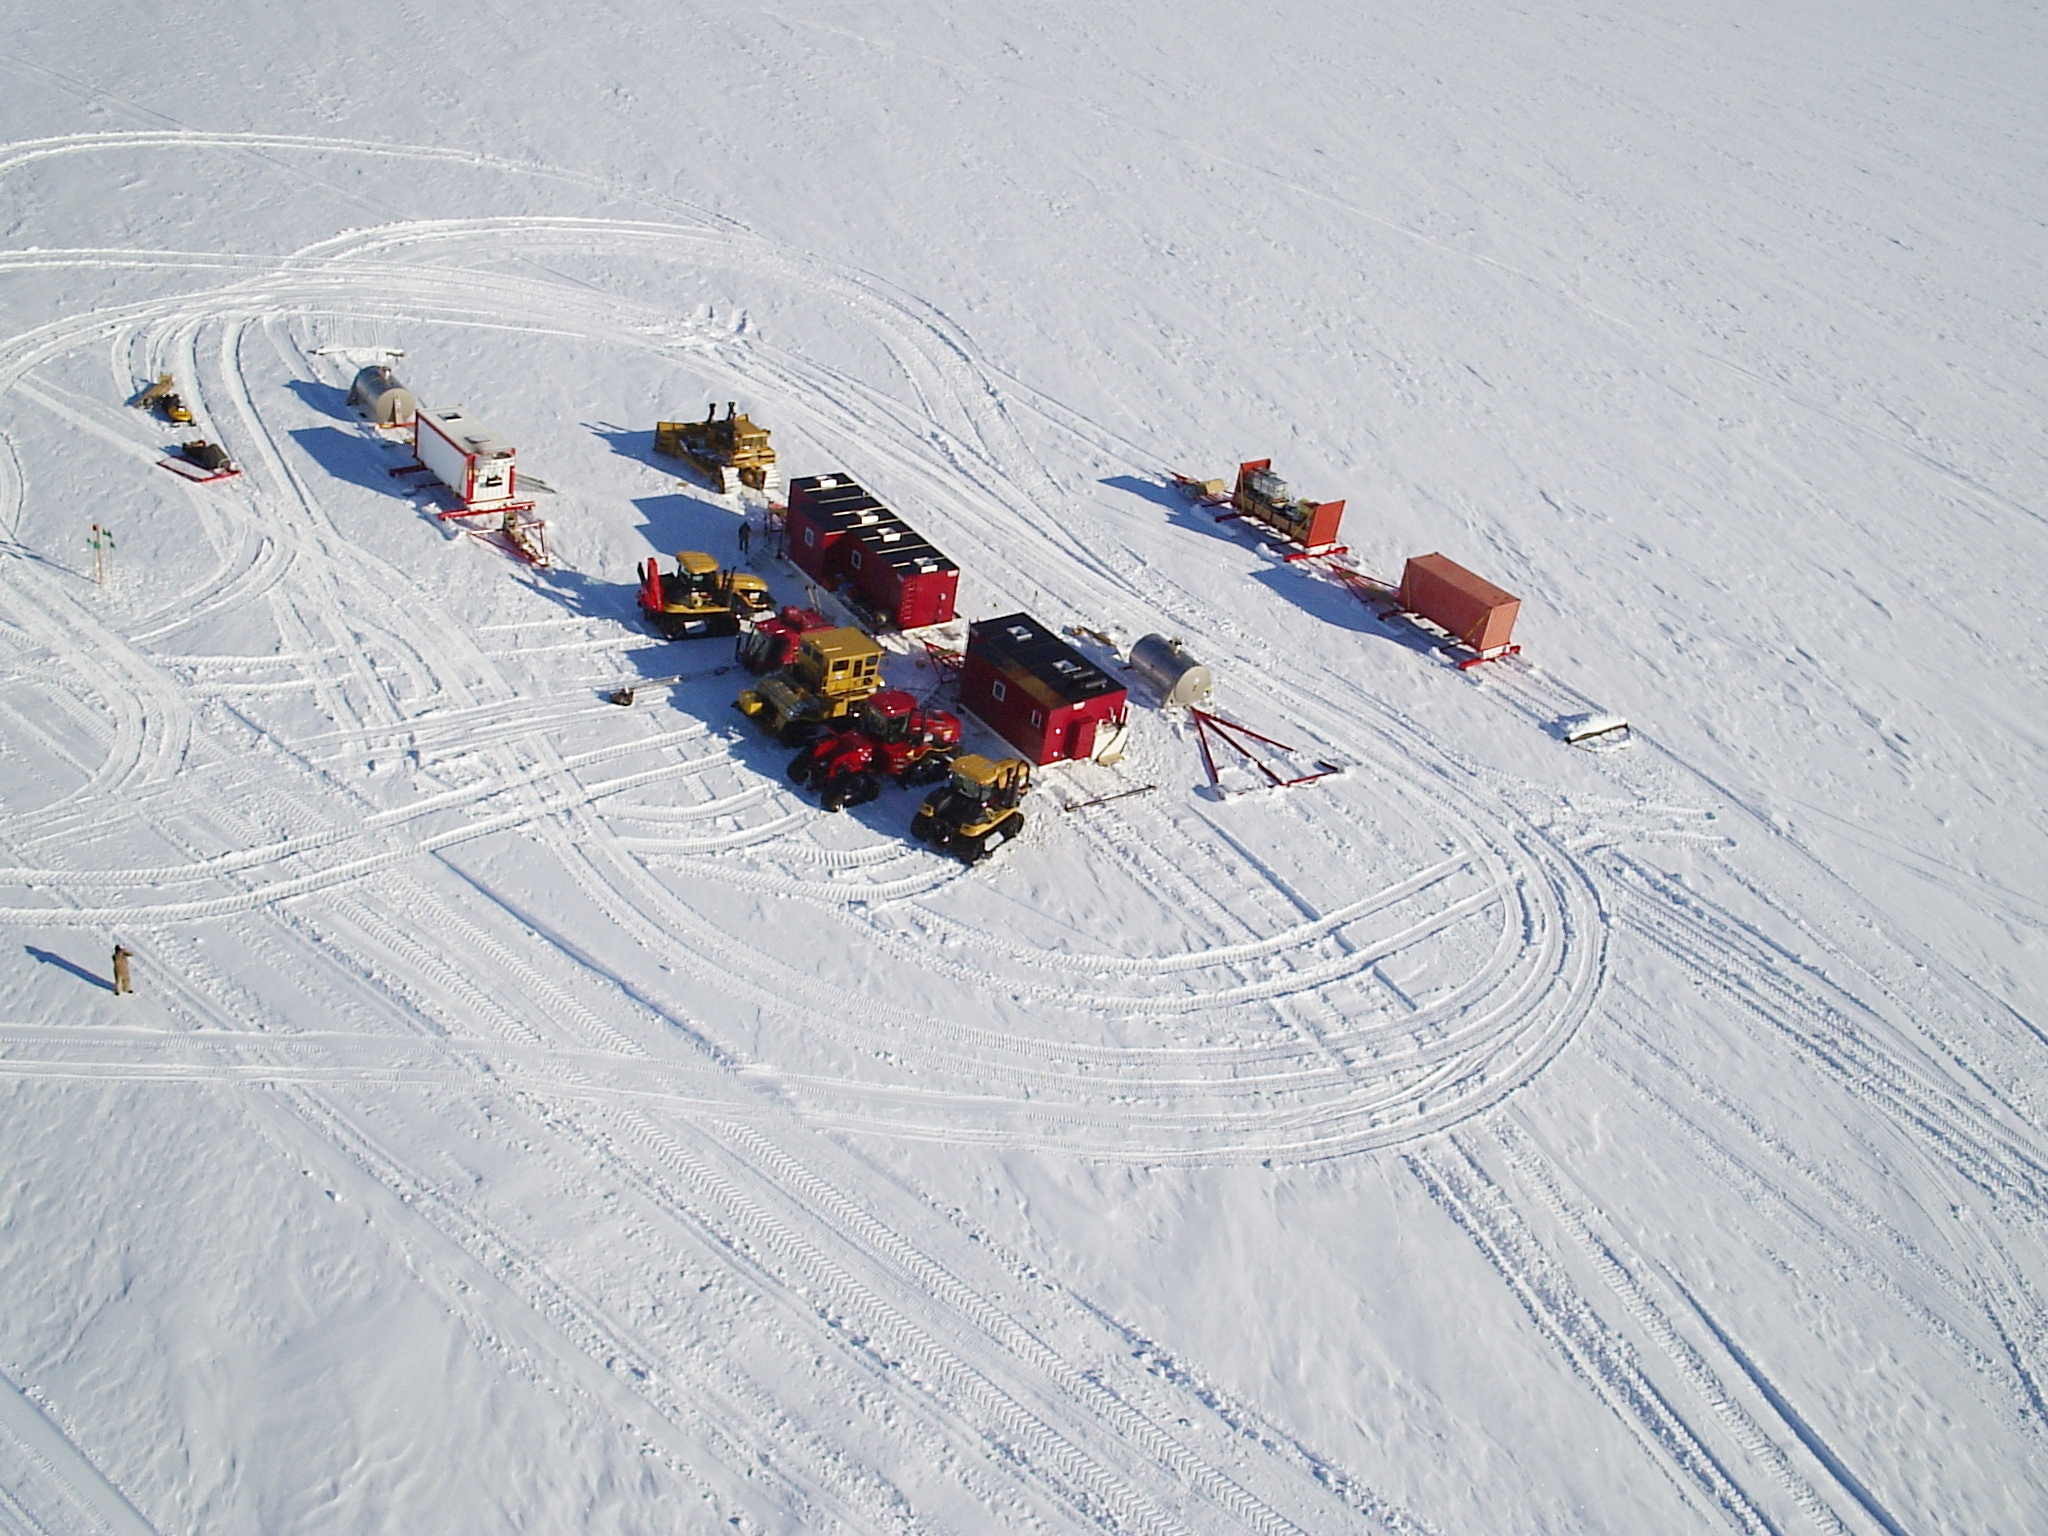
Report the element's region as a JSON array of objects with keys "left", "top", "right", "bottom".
[
  {"left": 655, "top": 402, "right": 778, "bottom": 495},
  {"left": 638, "top": 551, "right": 772, "bottom": 639},
  {"left": 787, "top": 690, "right": 961, "bottom": 811},
  {"left": 735, "top": 625, "right": 884, "bottom": 746},
  {"left": 911, "top": 753, "right": 1030, "bottom": 863}
]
